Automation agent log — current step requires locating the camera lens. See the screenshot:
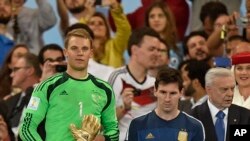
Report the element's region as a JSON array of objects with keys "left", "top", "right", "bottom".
[{"left": 55, "top": 65, "right": 67, "bottom": 72}]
